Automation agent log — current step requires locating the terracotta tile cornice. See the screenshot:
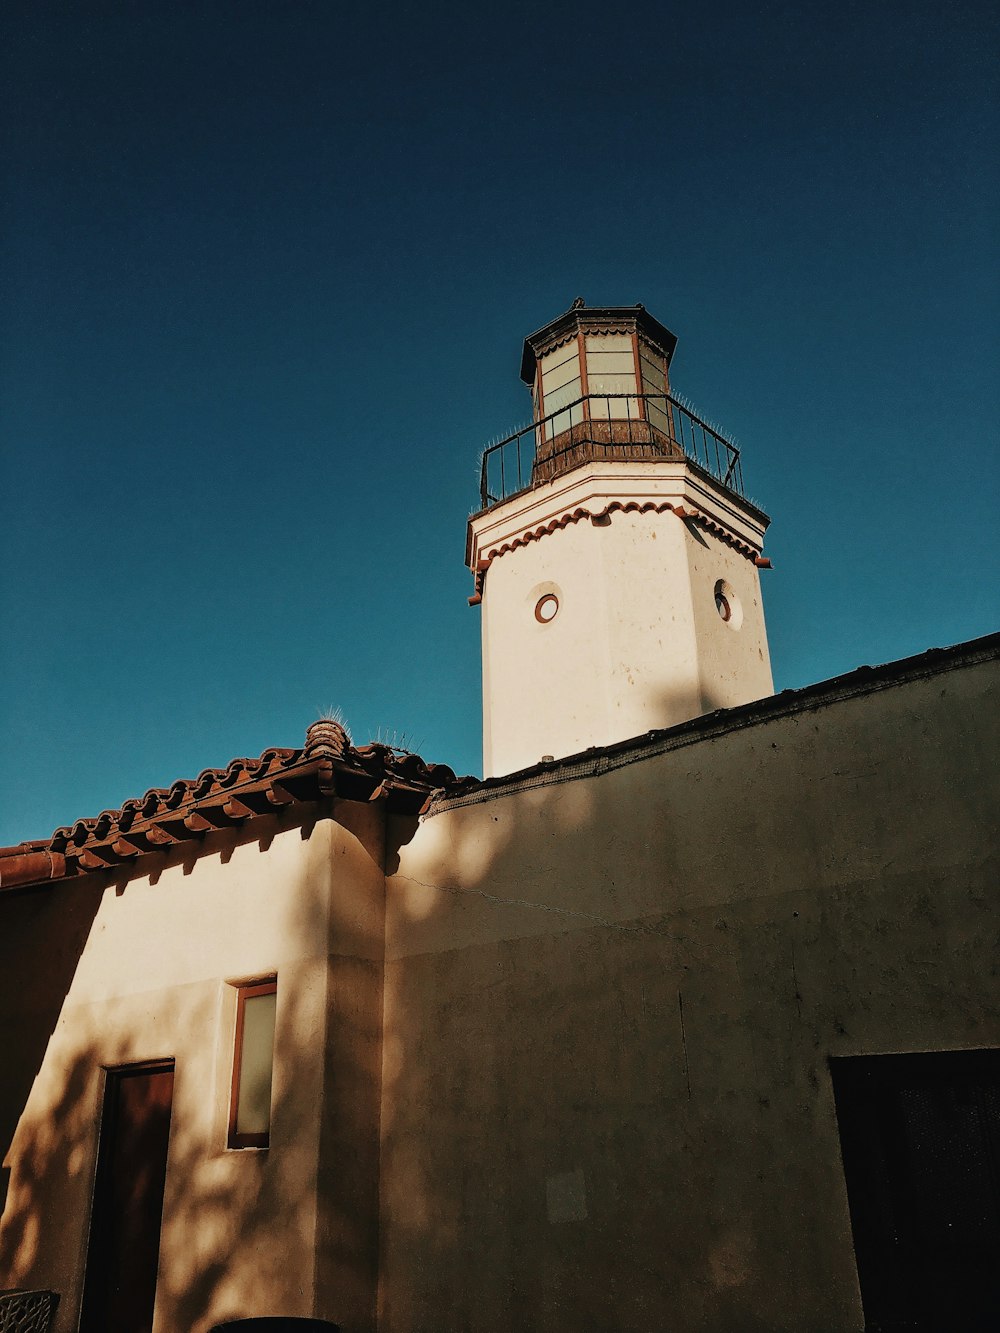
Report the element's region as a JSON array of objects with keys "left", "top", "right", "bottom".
[
  {"left": 0, "top": 723, "right": 476, "bottom": 891},
  {"left": 468, "top": 500, "right": 766, "bottom": 604},
  {"left": 466, "top": 459, "right": 770, "bottom": 604}
]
